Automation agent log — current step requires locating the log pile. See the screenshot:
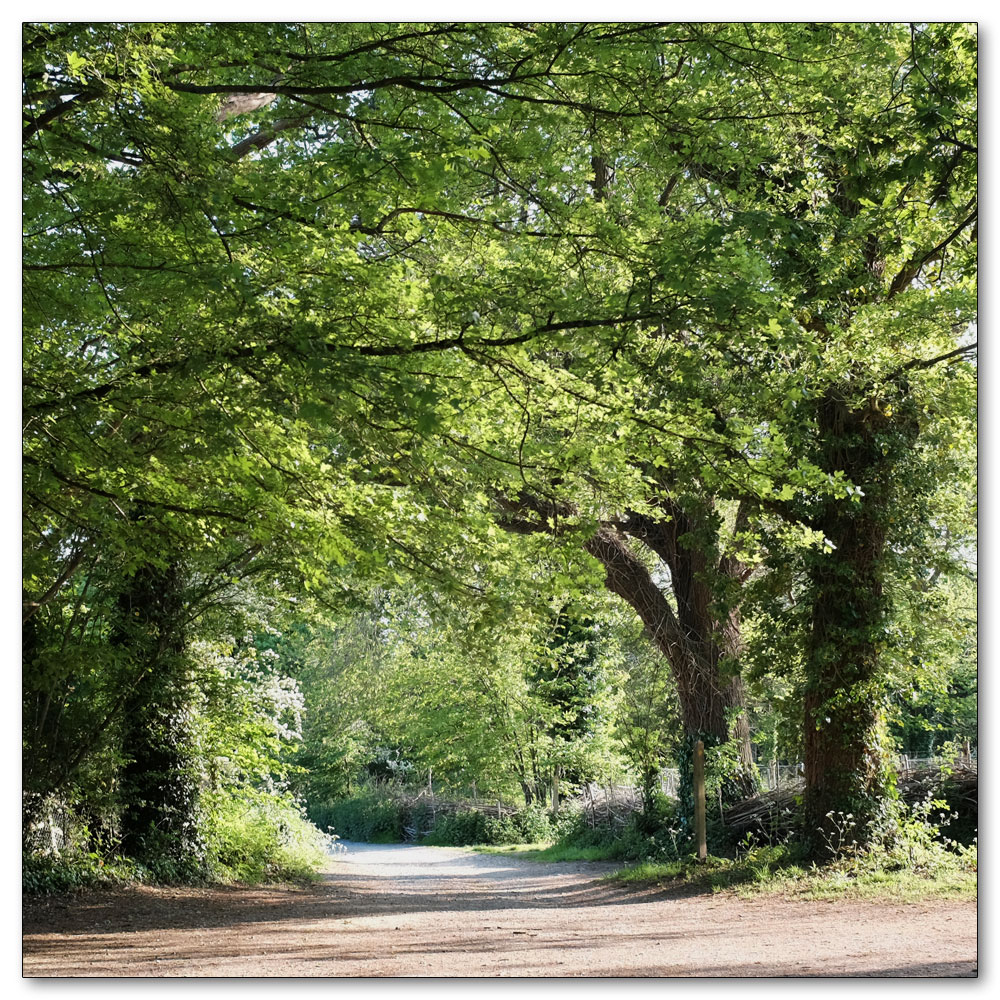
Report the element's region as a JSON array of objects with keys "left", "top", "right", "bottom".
[
  {"left": 723, "top": 763, "right": 978, "bottom": 842},
  {"left": 898, "top": 762, "right": 978, "bottom": 814},
  {"left": 724, "top": 787, "right": 801, "bottom": 841}
]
